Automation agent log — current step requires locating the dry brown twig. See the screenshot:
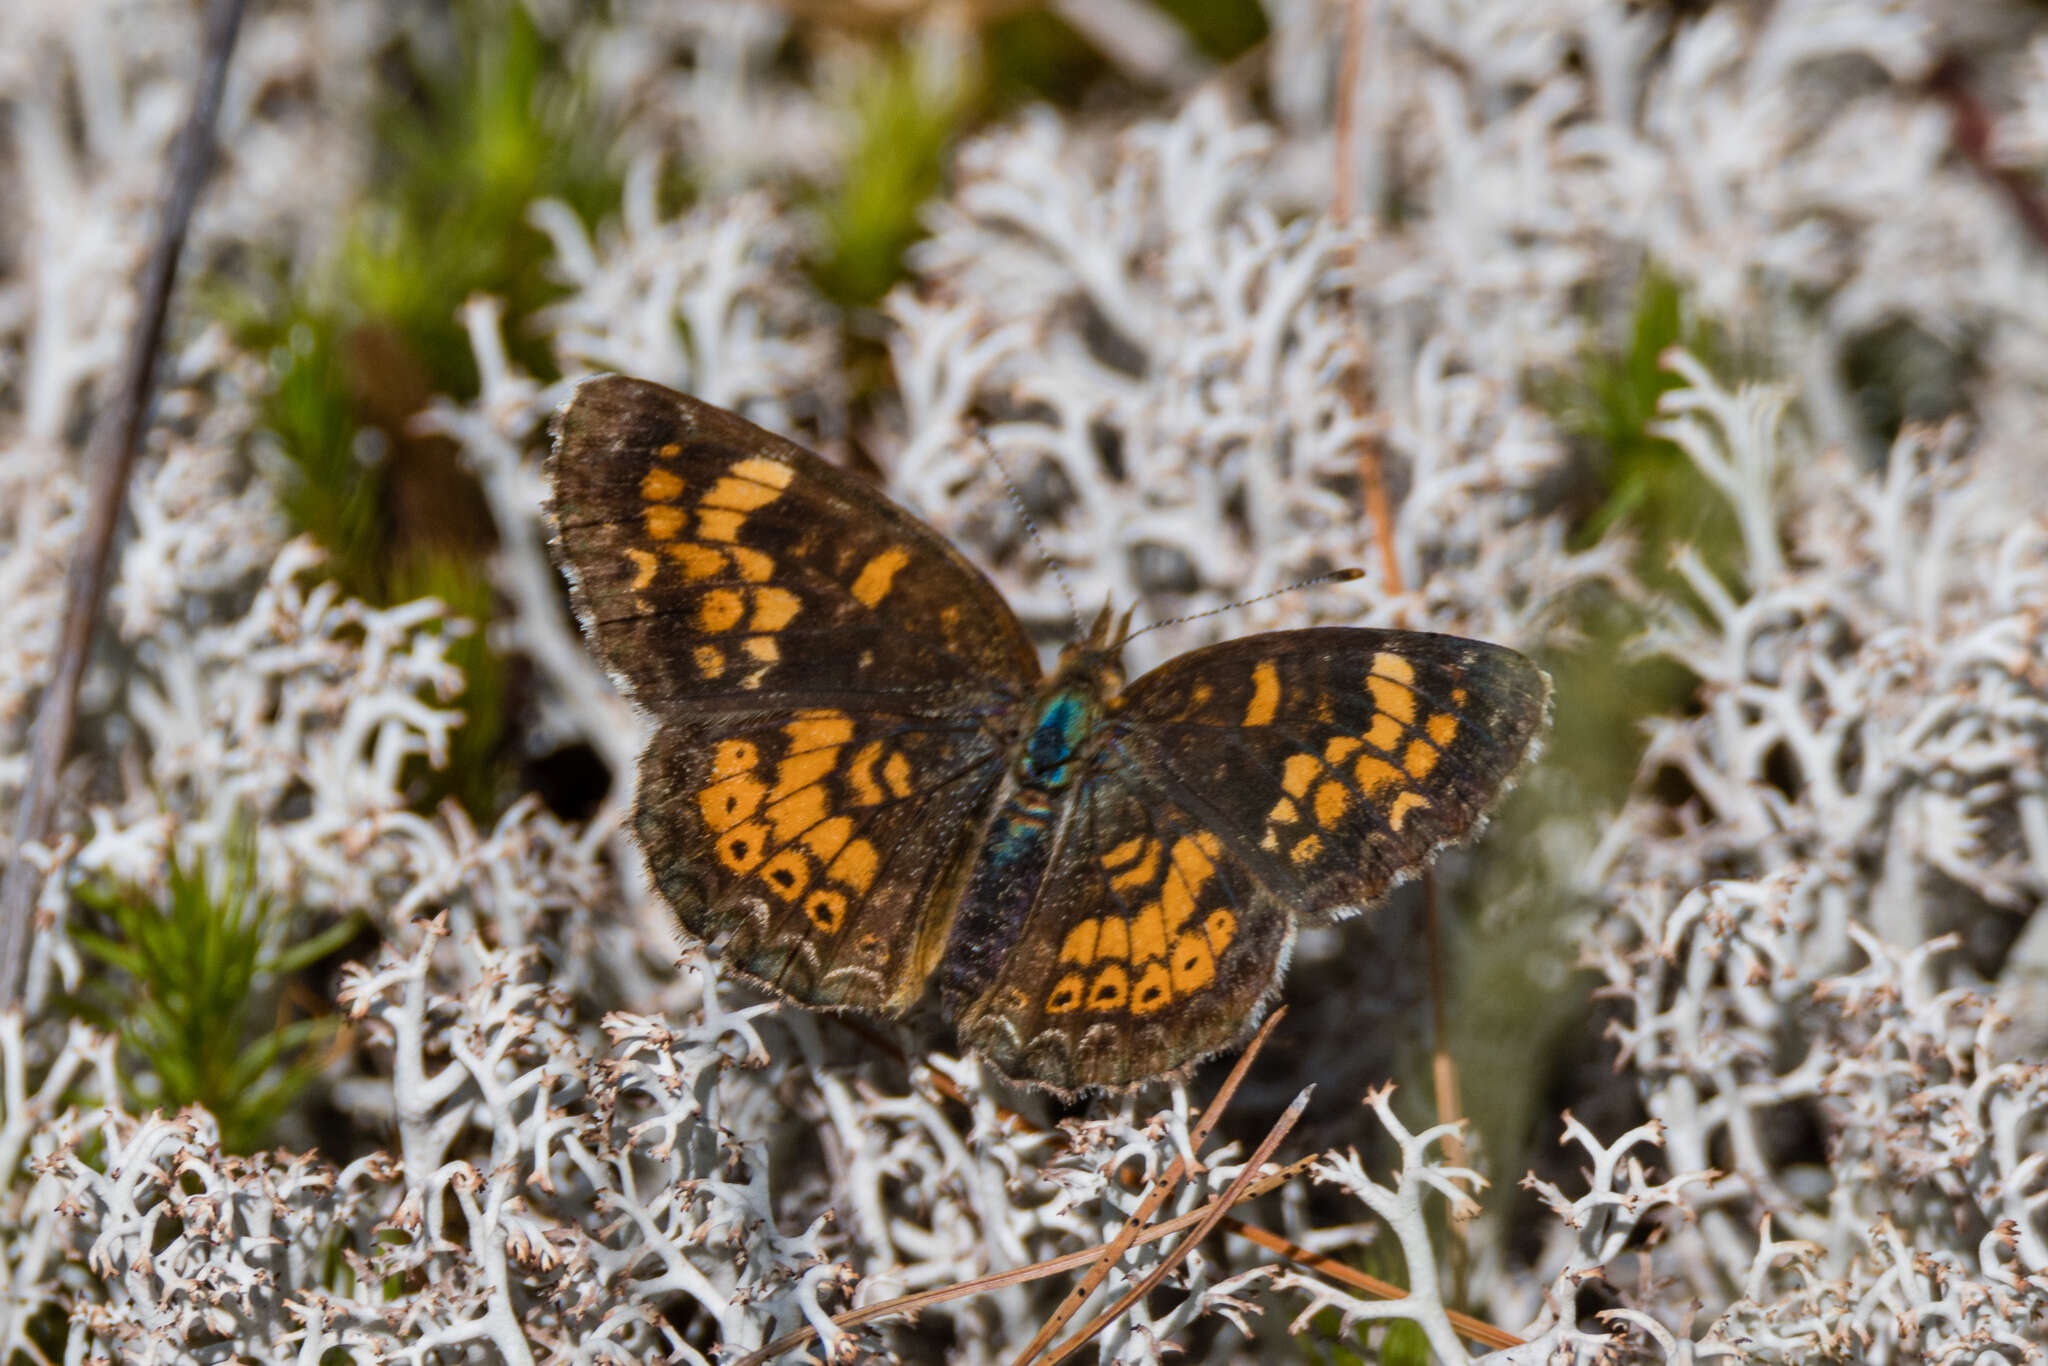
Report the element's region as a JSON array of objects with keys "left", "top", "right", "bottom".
[{"left": 0, "top": 0, "right": 250, "bottom": 1006}]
